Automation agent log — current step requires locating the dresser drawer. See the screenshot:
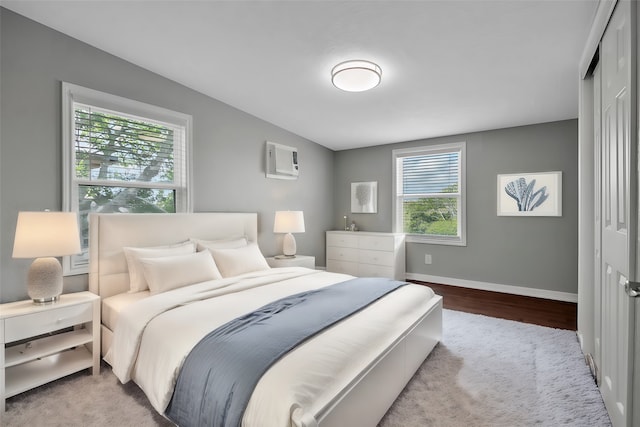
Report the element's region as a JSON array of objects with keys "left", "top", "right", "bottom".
[
  {"left": 327, "top": 260, "right": 359, "bottom": 276},
  {"left": 358, "top": 249, "right": 394, "bottom": 267},
  {"left": 326, "top": 233, "right": 359, "bottom": 248},
  {"left": 358, "top": 263, "right": 394, "bottom": 279},
  {"left": 358, "top": 235, "right": 395, "bottom": 252},
  {"left": 327, "top": 246, "right": 359, "bottom": 263},
  {"left": 4, "top": 303, "right": 93, "bottom": 343}
]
